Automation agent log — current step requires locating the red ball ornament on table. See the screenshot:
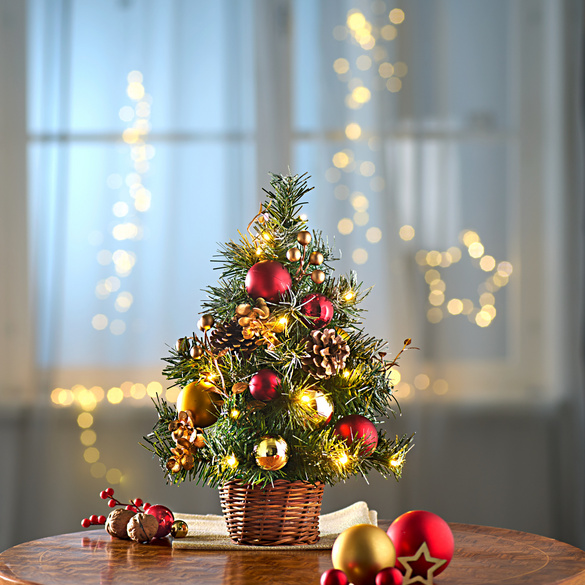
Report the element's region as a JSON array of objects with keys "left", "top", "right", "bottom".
[
  {"left": 301, "top": 293, "right": 334, "bottom": 328},
  {"left": 386, "top": 510, "right": 454, "bottom": 578},
  {"left": 249, "top": 369, "right": 281, "bottom": 401},
  {"left": 334, "top": 414, "right": 378, "bottom": 455},
  {"left": 321, "top": 568, "right": 349, "bottom": 585},
  {"left": 245, "top": 260, "right": 292, "bottom": 302},
  {"left": 147, "top": 504, "right": 175, "bottom": 539},
  {"left": 375, "top": 567, "right": 403, "bottom": 585}
]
